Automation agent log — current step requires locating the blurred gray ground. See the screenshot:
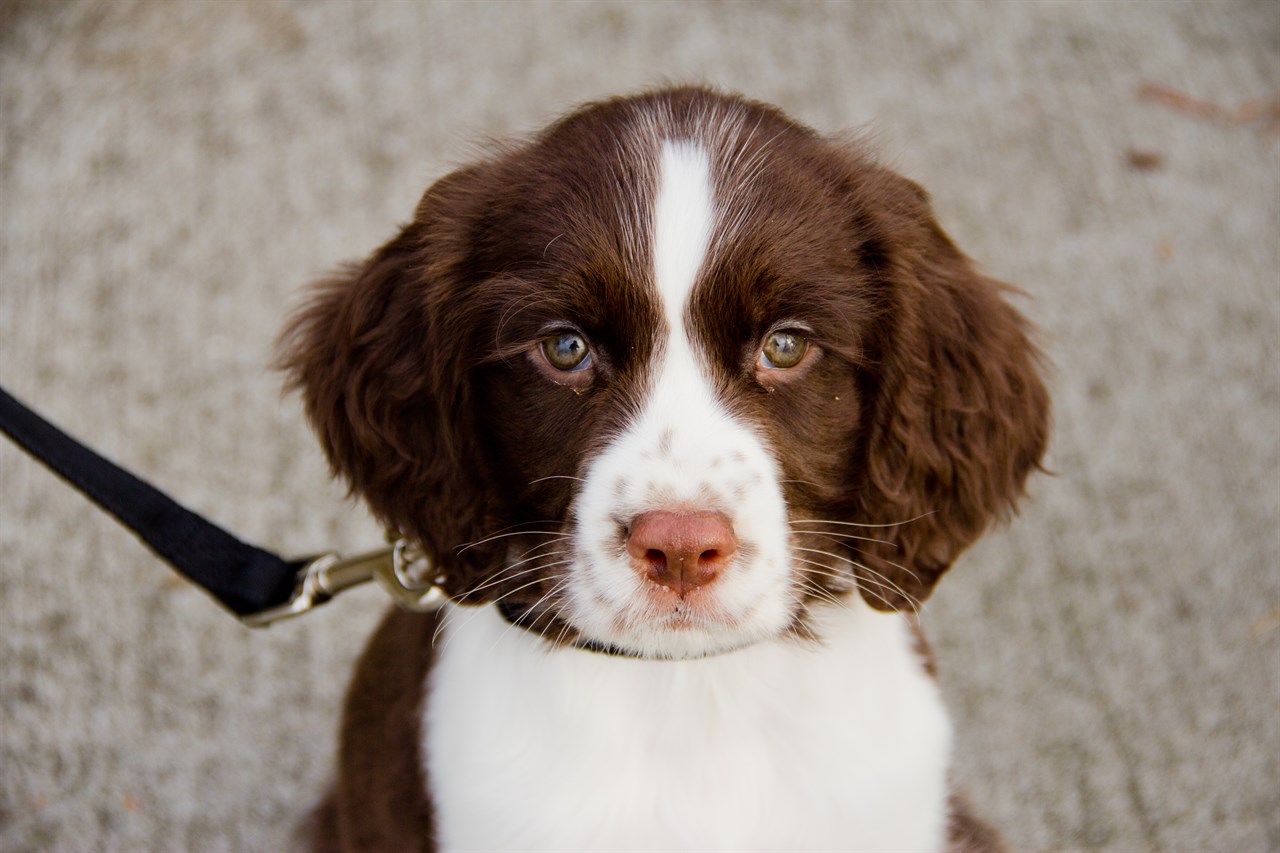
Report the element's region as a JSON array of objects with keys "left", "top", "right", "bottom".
[{"left": 1, "top": 1, "right": 1277, "bottom": 850}]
